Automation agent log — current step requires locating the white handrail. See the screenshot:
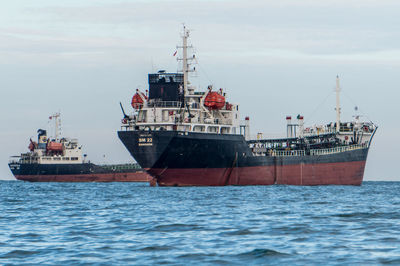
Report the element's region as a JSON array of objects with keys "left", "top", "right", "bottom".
[
  {"left": 310, "top": 144, "right": 366, "bottom": 156},
  {"left": 270, "top": 150, "right": 305, "bottom": 157},
  {"left": 266, "top": 144, "right": 366, "bottom": 157}
]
